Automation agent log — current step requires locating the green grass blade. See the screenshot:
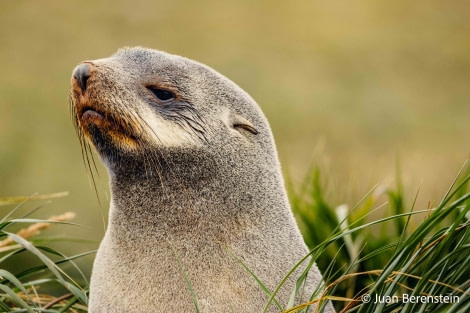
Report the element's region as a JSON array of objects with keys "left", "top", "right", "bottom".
[
  {"left": 4, "top": 232, "right": 89, "bottom": 305},
  {"left": 0, "top": 269, "right": 37, "bottom": 309},
  {"left": 0, "top": 284, "right": 34, "bottom": 313},
  {"left": 223, "top": 245, "right": 284, "bottom": 311},
  {"left": 169, "top": 244, "right": 200, "bottom": 313}
]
